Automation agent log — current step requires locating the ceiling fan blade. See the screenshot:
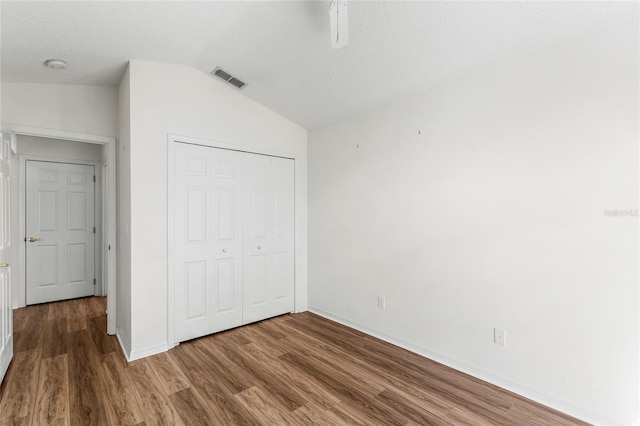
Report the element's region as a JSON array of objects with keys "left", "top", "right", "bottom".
[{"left": 330, "top": 0, "right": 349, "bottom": 49}]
